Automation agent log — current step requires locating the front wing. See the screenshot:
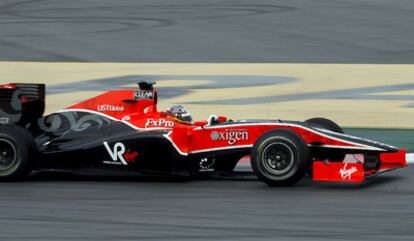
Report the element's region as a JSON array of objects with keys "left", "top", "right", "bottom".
[{"left": 313, "top": 149, "right": 407, "bottom": 182}]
